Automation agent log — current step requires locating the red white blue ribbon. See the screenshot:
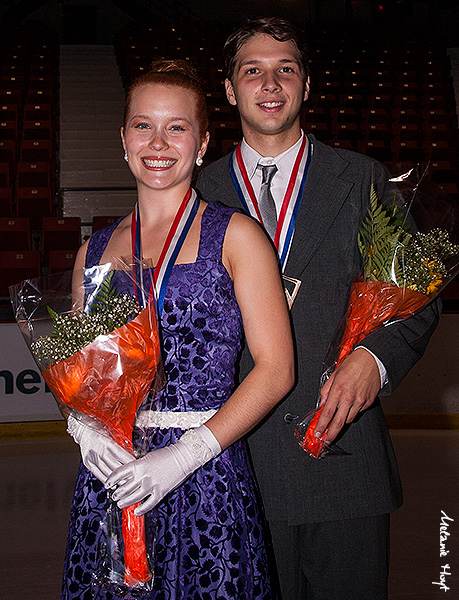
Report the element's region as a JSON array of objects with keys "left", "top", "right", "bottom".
[
  {"left": 229, "top": 135, "right": 312, "bottom": 270},
  {"left": 131, "top": 188, "right": 199, "bottom": 314}
]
